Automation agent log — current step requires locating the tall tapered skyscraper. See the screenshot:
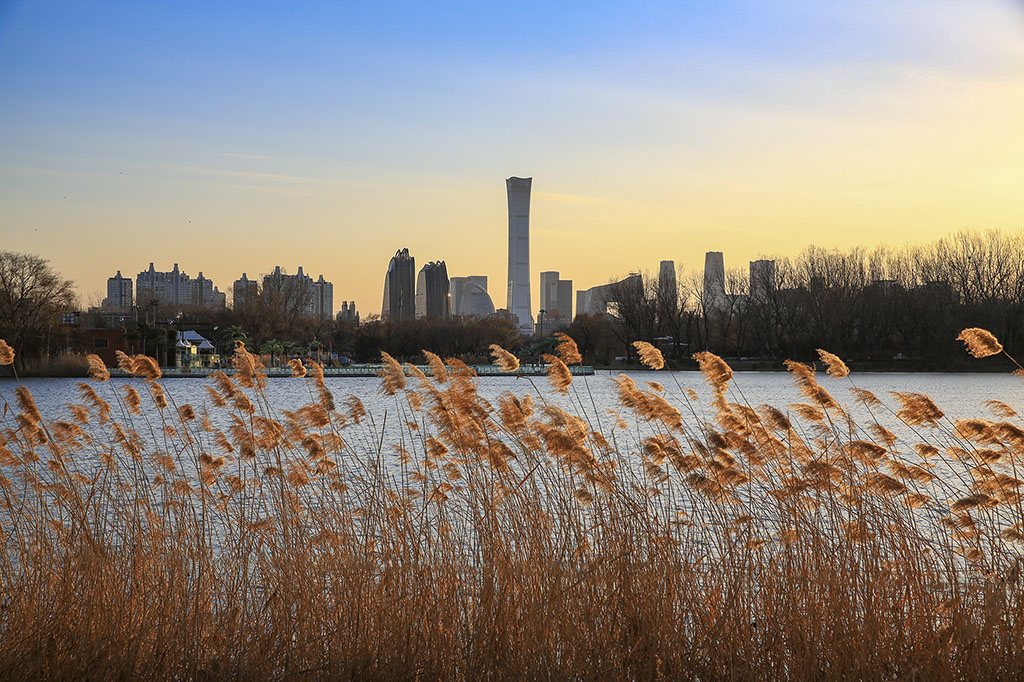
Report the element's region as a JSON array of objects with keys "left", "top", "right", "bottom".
[{"left": 506, "top": 176, "right": 534, "bottom": 334}]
